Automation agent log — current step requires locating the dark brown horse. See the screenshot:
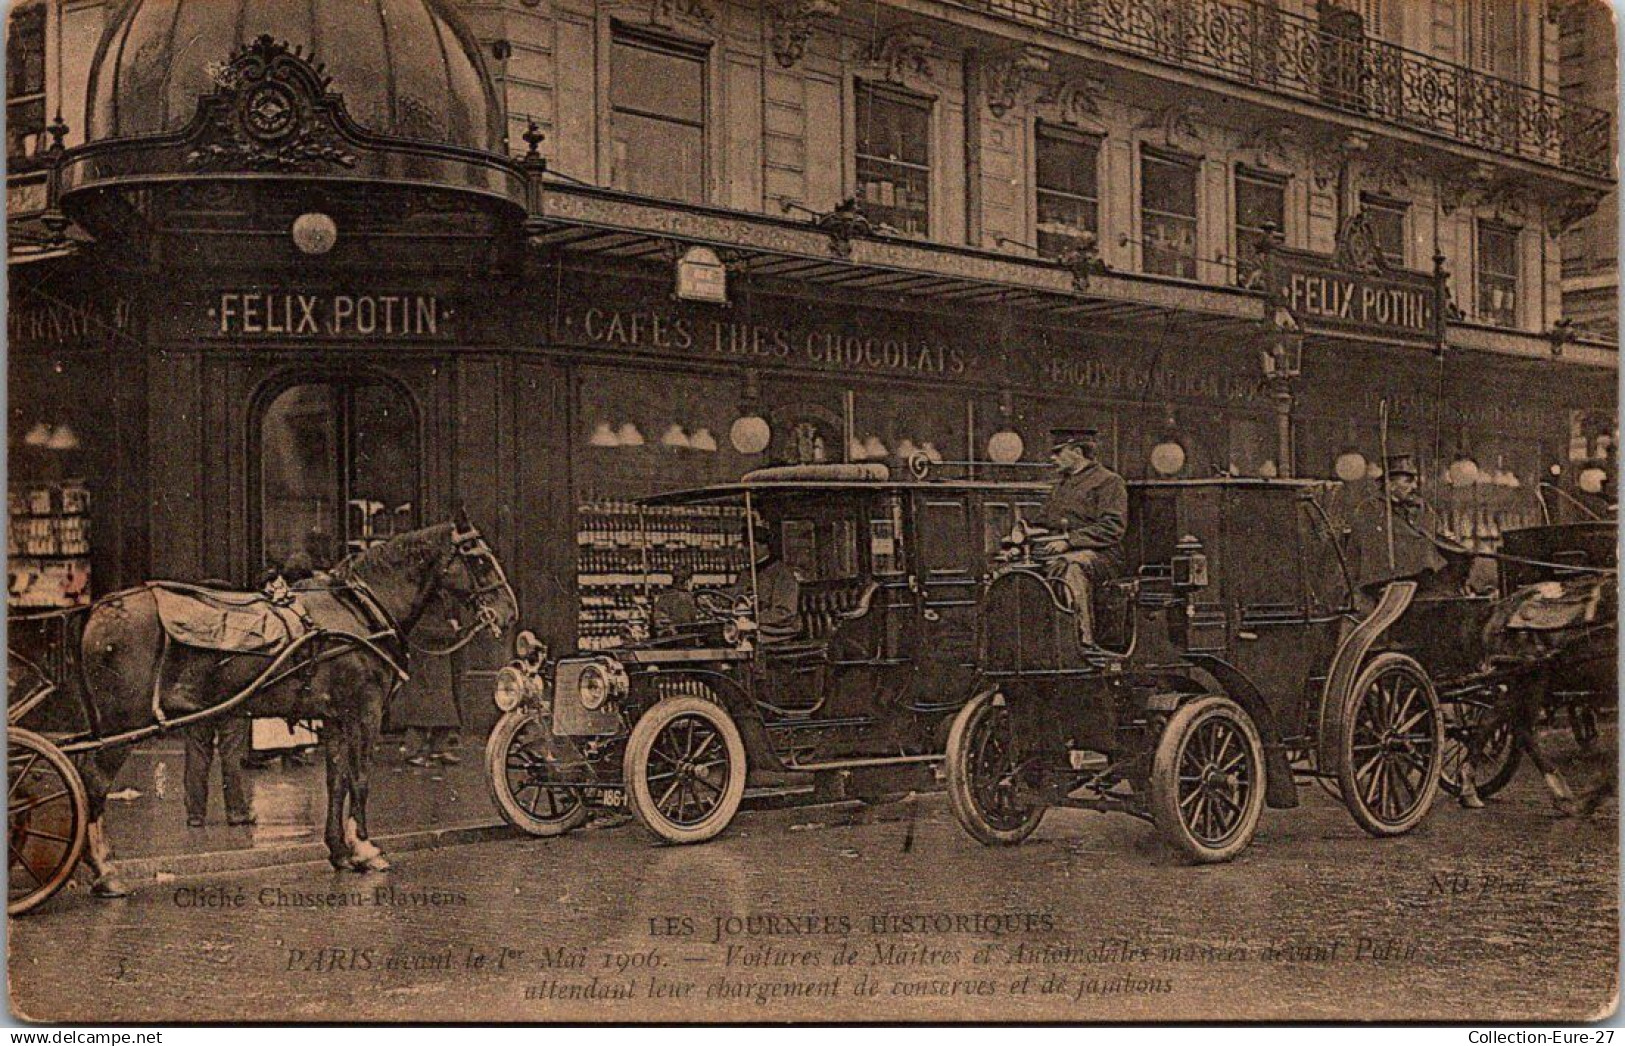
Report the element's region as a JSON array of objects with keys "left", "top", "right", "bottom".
[
  {"left": 70, "top": 515, "right": 517, "bottom": 896},
  {"left": 1459, "top": 572, "right": 1615, "bottom": 816}
]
